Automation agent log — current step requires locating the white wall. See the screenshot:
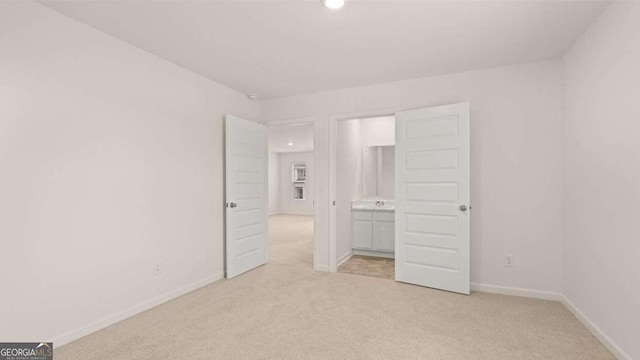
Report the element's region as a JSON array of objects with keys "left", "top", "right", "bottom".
[
  {"left": 261, "top": 60, "right": 565, "bottom": 293},
  {"left": 268, "top": 152, "right": 280, "bottom": 215},
  {"left": 563, "top": 2, "right": 640, "bottom": 358},
  {"left": 359, "top": 116, "right": 395, "bottom": 147},
  {"left": 268, "top": 123, "right": 314, "bottom": 153},
  {"left": 278, "top": 152, "right": 314, "bottom": 215},
  {"left": 0, "top": 2, "right": 257, "bottom": 345},
  {"left": 336, "top": 119, "right": 363, "bottom": 262}
]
